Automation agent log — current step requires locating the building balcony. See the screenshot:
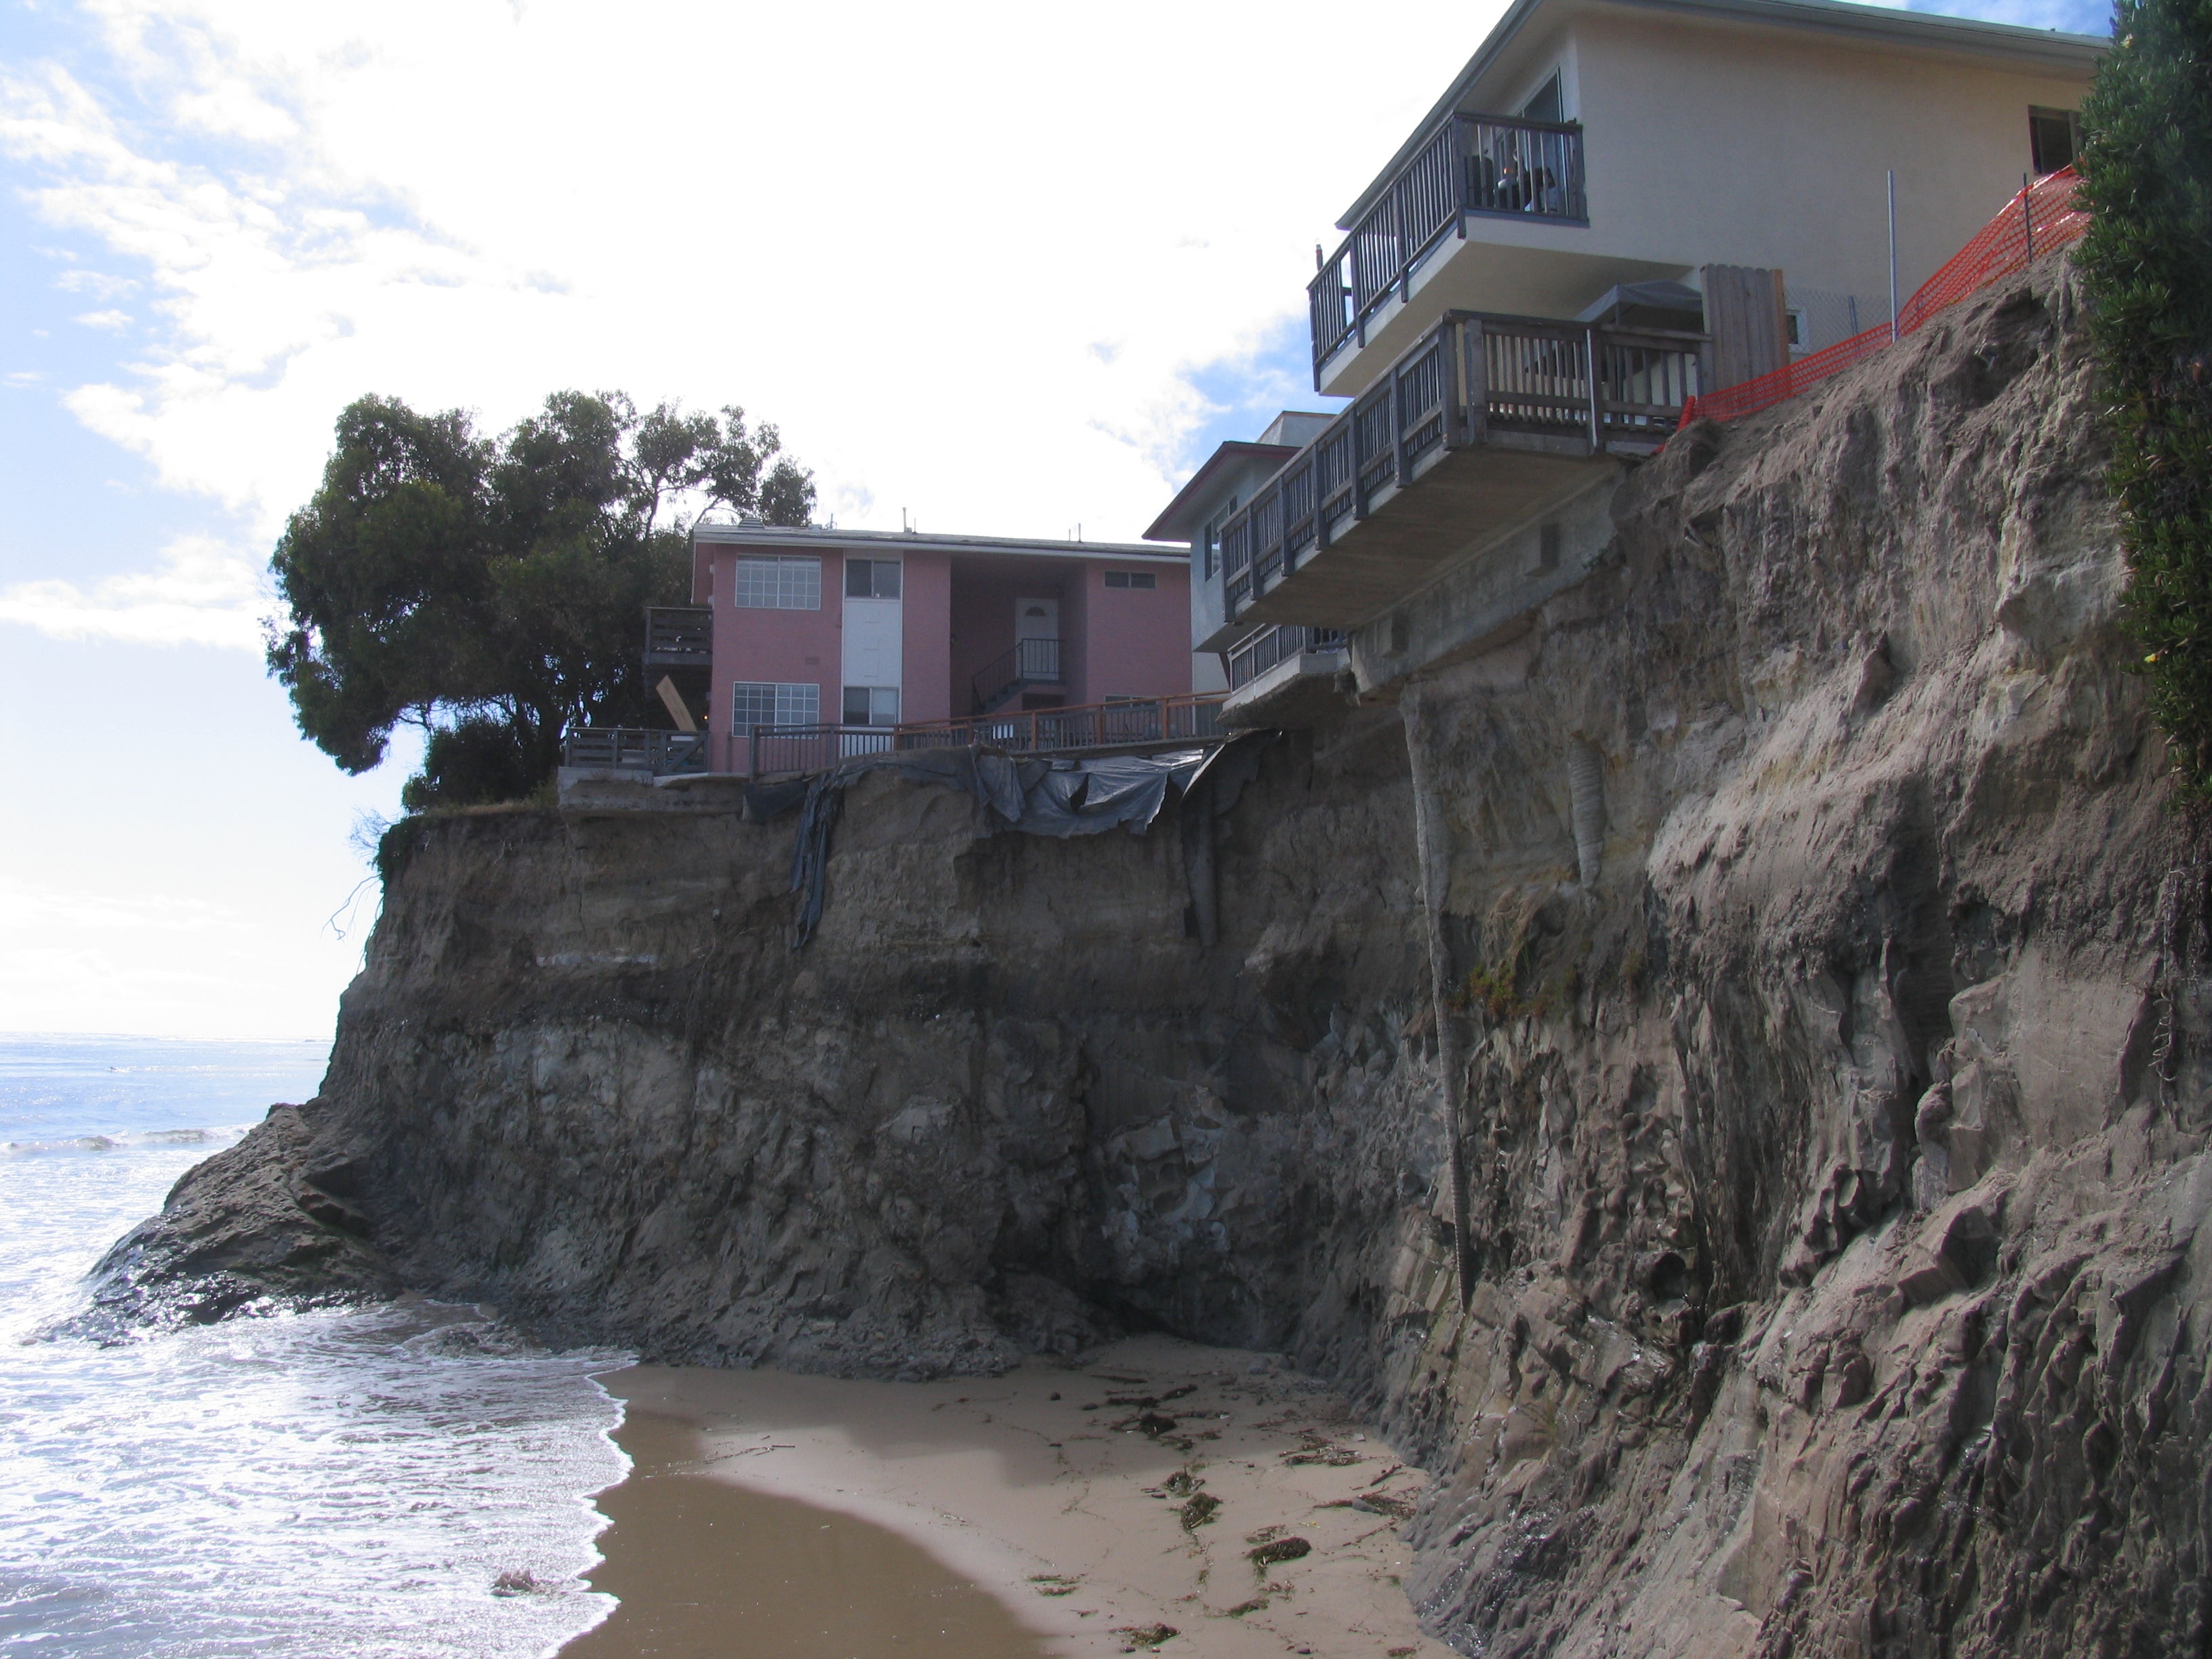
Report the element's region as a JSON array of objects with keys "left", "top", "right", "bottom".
[
  {"left": 1307, "top": 110, "right": 1698, "bottom": 397},
  {"left": 642, "top": 606, "right": 713, "bottom": 670},
  {"left": 741, "top": 694, "right": 1225, "bottom": 778},
  {"left": 1221, "top": 626, "right": 1349, "bottom": 729},
  {"left": 1311, "top": 111, "right": 1586, "bottom": 375},
  {"left": 1220, "top": 308, "right": 1702, "bottom": 634},
  {"left": 561, "top": 728, "right": 711, "bottom": 777}
]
